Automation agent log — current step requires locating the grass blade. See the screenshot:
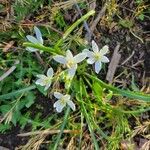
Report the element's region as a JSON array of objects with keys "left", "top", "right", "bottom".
[
  {"left": 23, "top": 43, "right": 63, "bottom": 54},
  {"left": 85, "top": 73, "right": 150, "bottom": 102},
  {"left": 77, "top": 78, "right": 100, "bottom": 150},
  {"left": 0, "top": 85, "right": 36, "bottom": 100},
  {"left": 53, "top": 107, "right": 70, "bottom": 150}
]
